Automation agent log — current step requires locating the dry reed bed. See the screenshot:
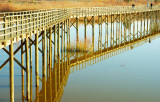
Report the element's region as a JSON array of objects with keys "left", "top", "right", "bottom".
[{"left": 0, "top": 1, "right": 158, "bottom": 12}]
